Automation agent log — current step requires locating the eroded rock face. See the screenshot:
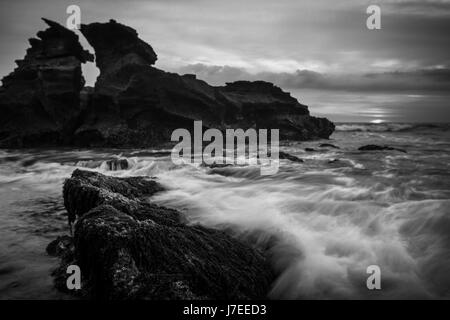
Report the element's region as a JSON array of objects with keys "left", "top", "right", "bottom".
[
  {"left": 74, "top": 19, "right": 334, "bottom": 147},
  {"left": 0, "top": 18, "right": 334, "bottom": 148},
  {"left": 51, "top": 169, "right": 274, "bottom": 299},
  {"left": 80, "top": 20, "right": 157, "bottom": 79},
  {"left": 0, "top": 19, "right": 93, "bottom": 147}
]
